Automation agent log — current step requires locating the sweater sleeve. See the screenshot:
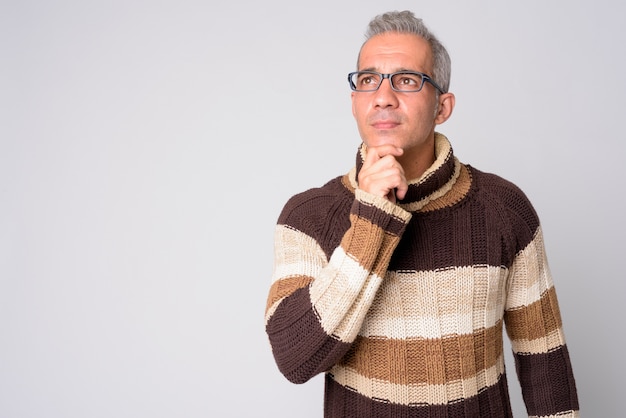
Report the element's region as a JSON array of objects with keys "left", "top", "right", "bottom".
[
  {"left": 265, "top": 188, "right": 411, "bottom": 384},
  {"left": 504, "top": 225, "right": 580, "bottom": 417}
]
